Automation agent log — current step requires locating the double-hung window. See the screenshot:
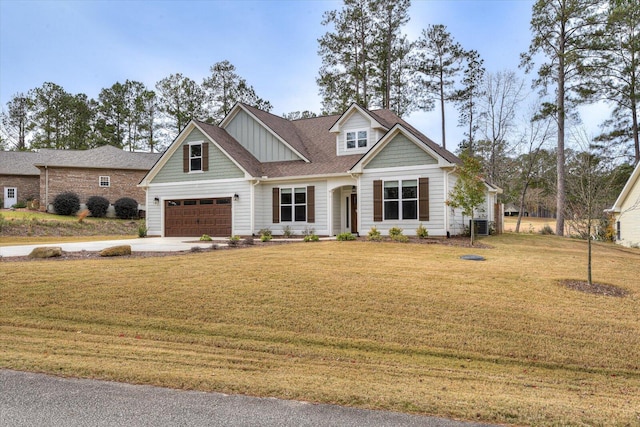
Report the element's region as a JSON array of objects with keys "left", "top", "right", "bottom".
[
  {"left": 99, "top": 176, "right": 110, "bottom": 187},
  {"left": 190, "top": 143, "right": 202, "bottom": 172},
  {"left": 383, "top": 179, "right": 418, "bottom": 220},
  {"left": 280, "top": 187, "right": 307, "bottom": 222},
  {"left": 346, "top": 130, "right": 368, "bottom": 149}
]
